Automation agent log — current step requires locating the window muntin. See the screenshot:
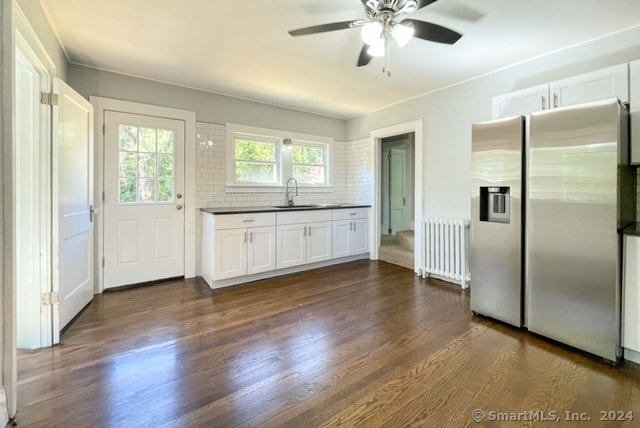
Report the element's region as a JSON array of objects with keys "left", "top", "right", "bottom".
[{"left": 118, "top": 125, "right": 175, "bottom": 203}]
